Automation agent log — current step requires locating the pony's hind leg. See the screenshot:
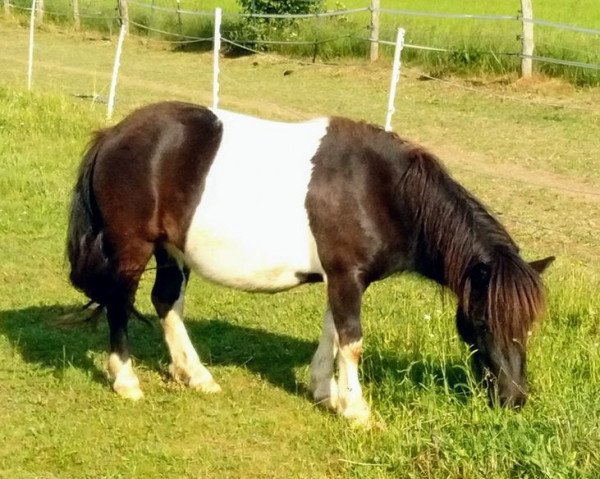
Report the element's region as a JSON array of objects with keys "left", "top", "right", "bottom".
[
  {"left": 107, "top": 302, "right": 143, "bottom": 400},
  {"left": 152, "top": 246, "right": 220, "bottom": 393},
  {"left": 106, "top": 240, "right": 154, "bottom": 401}
]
